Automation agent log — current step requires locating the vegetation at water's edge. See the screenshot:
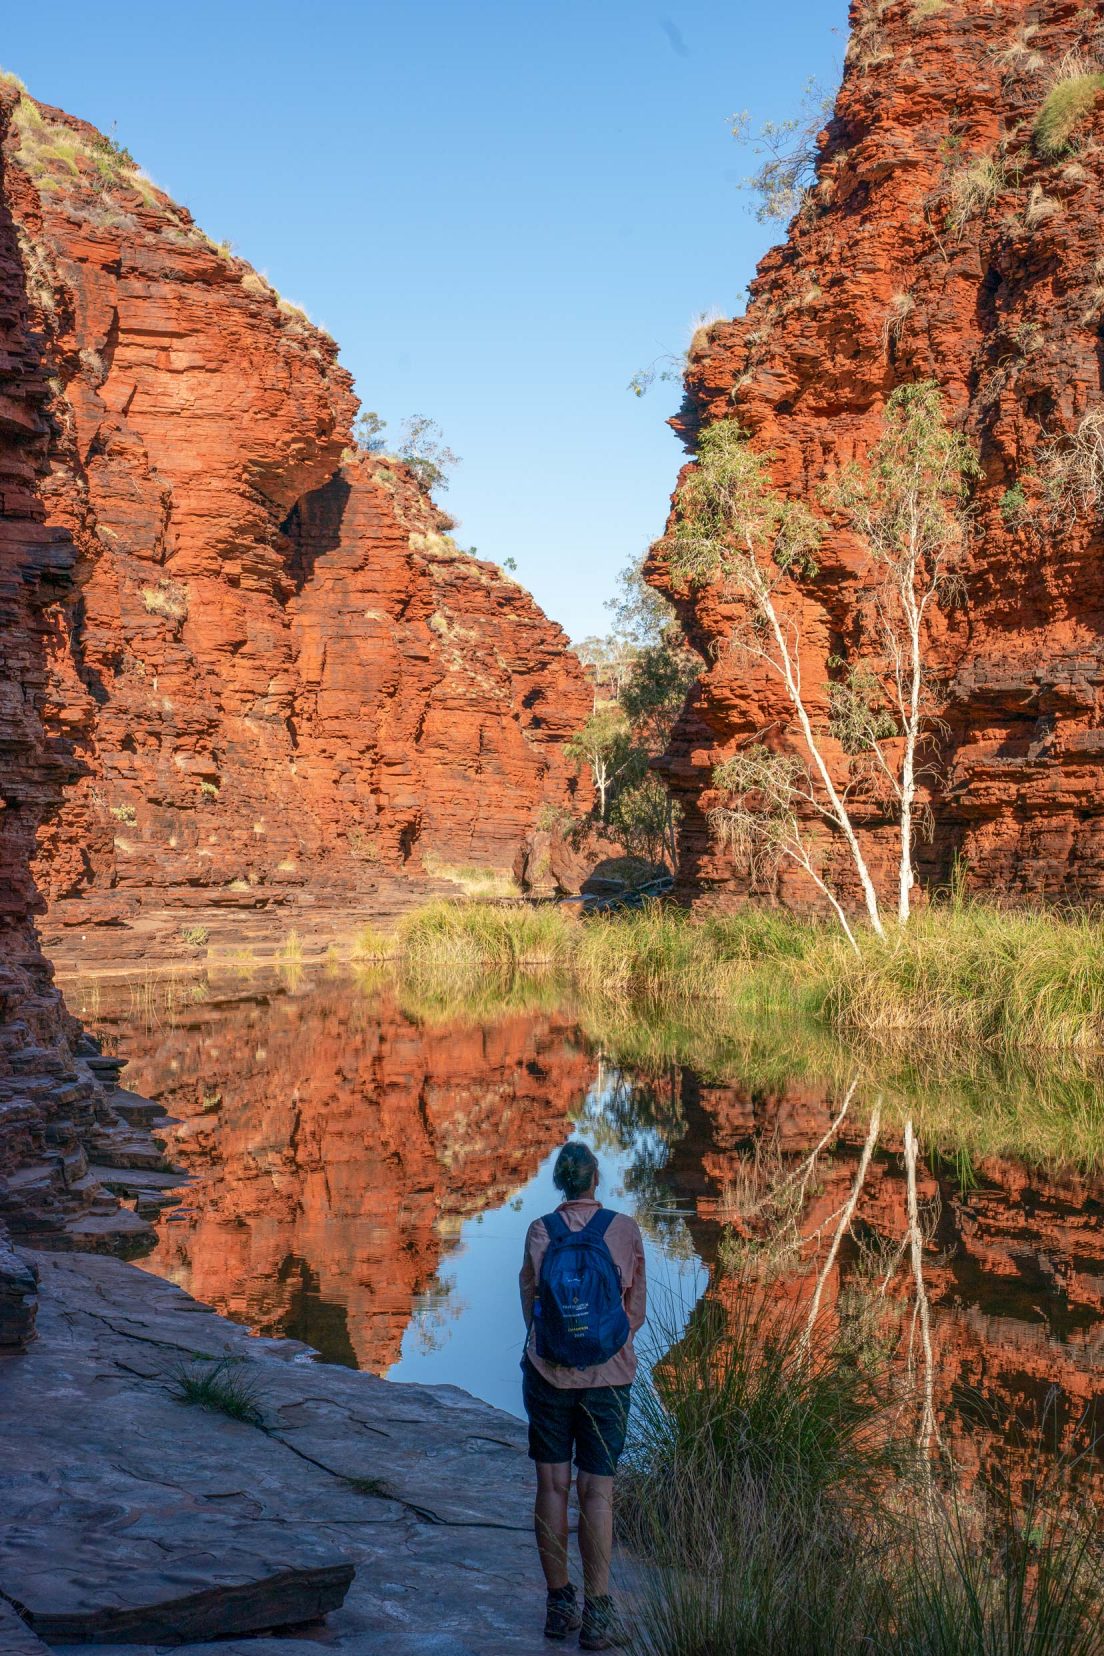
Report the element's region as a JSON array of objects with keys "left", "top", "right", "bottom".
[
  {"left": 74, "top": 891, "right": 1104, "bottom": 1172},
  {"left": 395, "top": 896, "right": 1104, "bottom": 1059},
  {"left": 620, "top": 1292, "right": 1104, "bottom": 1655}
]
